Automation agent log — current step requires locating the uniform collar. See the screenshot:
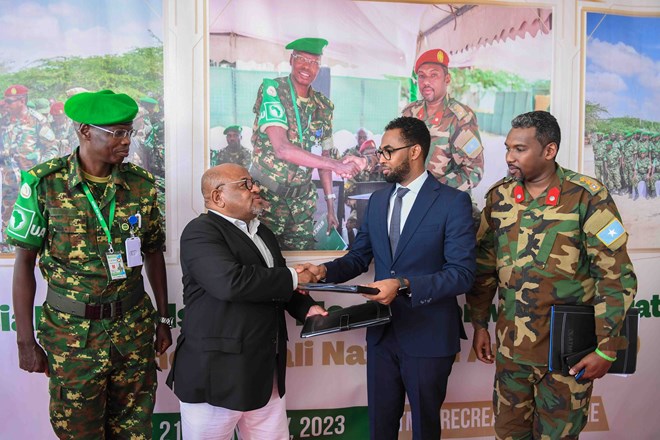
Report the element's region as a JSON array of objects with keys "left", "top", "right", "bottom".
[
  {"left": 512, "top": 165, "right": 563, "bottom": 206},
  {"left": 67, "top": 147, "right": 129, "bottom": 192},
  {"left": 417, "top": 94, "right": 450, "bottom": 121}
]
